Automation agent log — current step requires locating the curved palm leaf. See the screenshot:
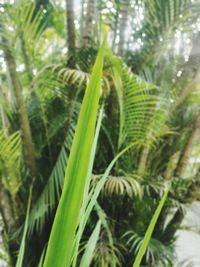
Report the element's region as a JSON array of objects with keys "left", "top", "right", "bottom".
[{"left": 108, "top": 53, "right": 159, "bottom": 148}]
